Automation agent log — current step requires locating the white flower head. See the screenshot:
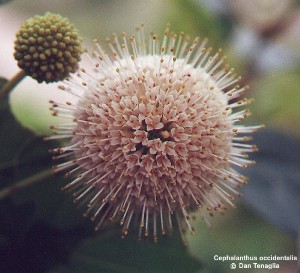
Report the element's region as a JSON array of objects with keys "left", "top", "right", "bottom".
[{"left": 47, "top": 25, "right": 262, "bottom": 241}]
